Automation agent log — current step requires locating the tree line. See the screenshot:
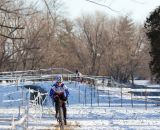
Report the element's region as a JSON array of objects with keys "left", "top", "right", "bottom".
[{"left": 0, "top": 0, "right": 151, "bottom": 83}]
